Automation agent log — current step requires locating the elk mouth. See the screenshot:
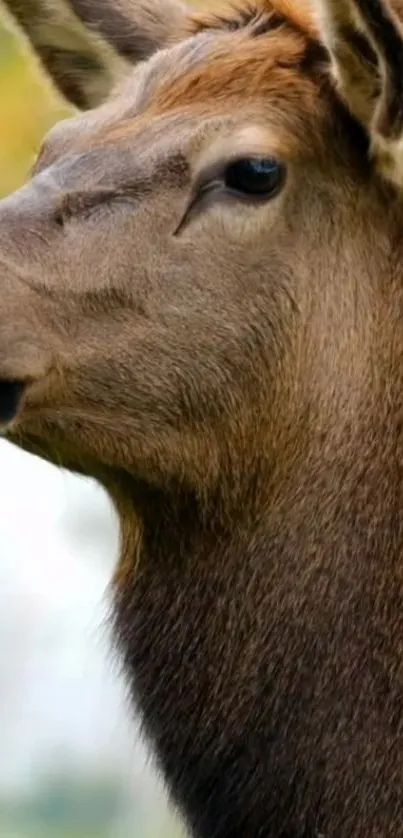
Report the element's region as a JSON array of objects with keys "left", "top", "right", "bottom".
[{"left": 0, "top": 380, "right": 26, "bottom": 427}]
